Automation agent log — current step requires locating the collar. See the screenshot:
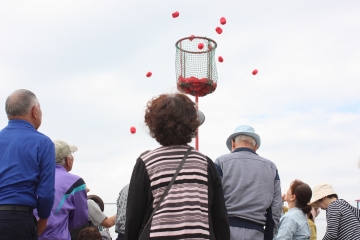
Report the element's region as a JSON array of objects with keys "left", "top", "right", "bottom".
[
  {"left": 232, "top": 147, "right": 257, "bottom": 155},
  {"left": 8, "top": 119, "right": 34, "bottom": 129}
]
